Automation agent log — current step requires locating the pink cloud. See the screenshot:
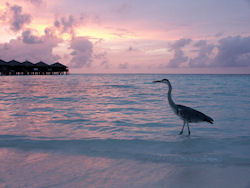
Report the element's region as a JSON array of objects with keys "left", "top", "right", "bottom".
[
  {"left": 22, "top": 29, "right": 42, "bottom": 44},
  {"left": 213, "top": 36, "right": 250, "bottom": 67},
  {"left": 118, "top": 62, "right": 129, "bottom": 69},
  {"left": 189, "top": 40, "right": 215, "bottom": 67},
  {"left": 8, "top": 4, "right": 31, "bottom": 32},
  {"left": 0, "top": 29, "right": 61, "bottom": 63},
  {"left": 167, "top": 38, "right": 192, "bottom": 67},
  {"left": 69, "top": 37, "right": 93, "bottom": 68},
  {"left": 166, "top": 36, "right": 250, "bottom": 68},
  {"left": 54, "top": 15, "right": 75, "bottom": 36}
]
